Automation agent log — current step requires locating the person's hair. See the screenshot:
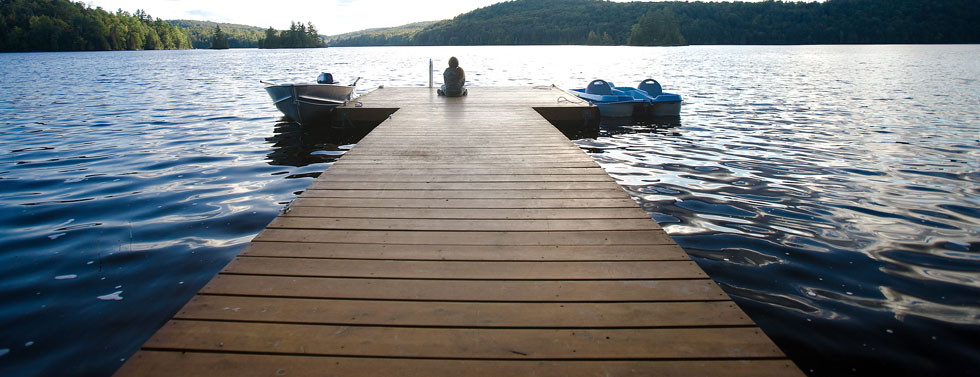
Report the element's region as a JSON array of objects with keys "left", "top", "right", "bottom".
[{"left": 448, "top": 56, "right": 459, "bottom": 68}]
